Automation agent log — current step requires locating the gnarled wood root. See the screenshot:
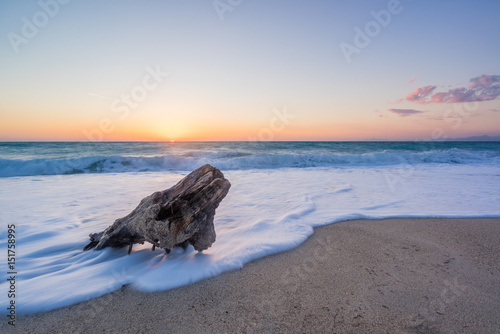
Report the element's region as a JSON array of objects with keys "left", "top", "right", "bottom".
[{"left": 83, "top": 164, "right": 231, "bottom": 254}]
